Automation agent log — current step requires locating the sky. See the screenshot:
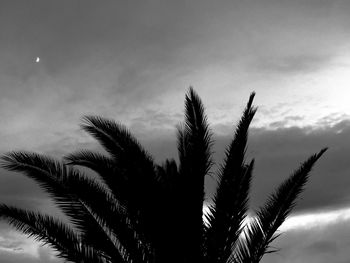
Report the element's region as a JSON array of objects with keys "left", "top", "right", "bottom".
[{"left": 0, "top": 0, "right": 350, "bottom": 262}]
